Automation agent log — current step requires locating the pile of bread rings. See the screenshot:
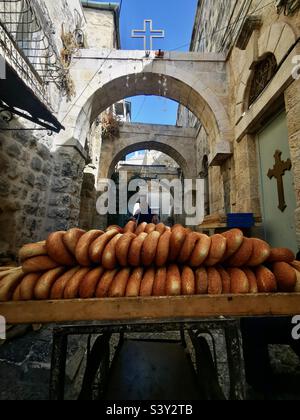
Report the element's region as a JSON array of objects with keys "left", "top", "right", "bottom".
[{"left": 0, "top": 221, "right": 299, "bottom": 302}]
